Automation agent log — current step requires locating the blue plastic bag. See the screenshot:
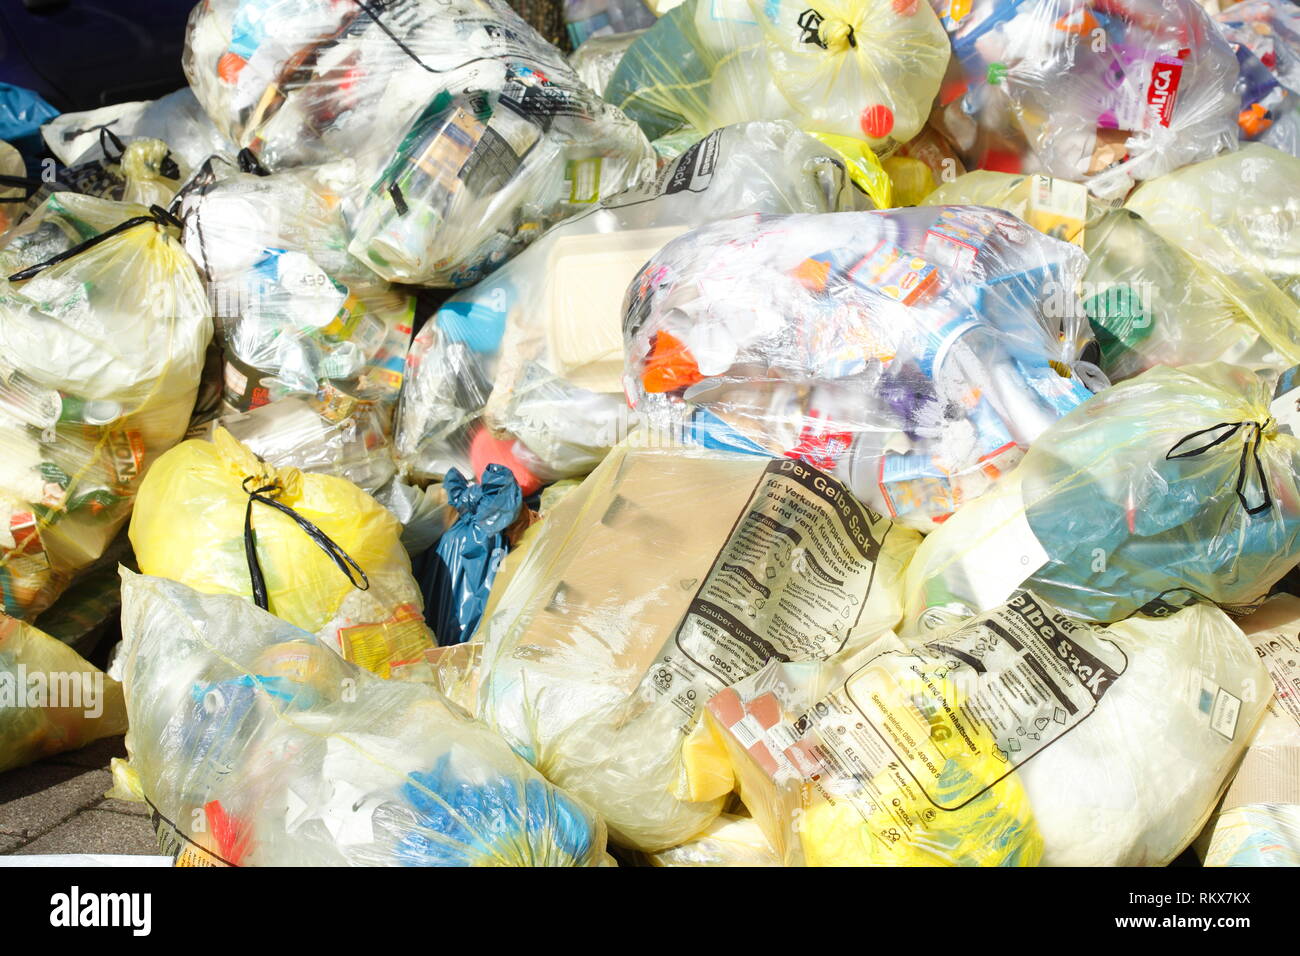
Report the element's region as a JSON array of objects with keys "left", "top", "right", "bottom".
[
  {"left": 0, "top": 83, "right": 59, "bottom": 171},
  {"left": 417, "top": 464, "right": 523, "bottom": 645}
]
